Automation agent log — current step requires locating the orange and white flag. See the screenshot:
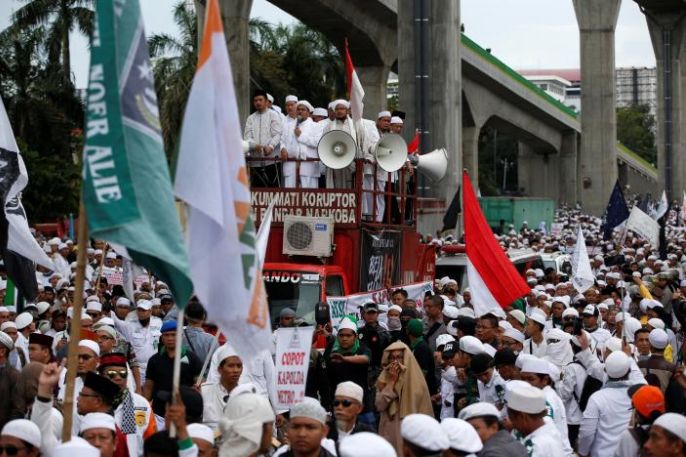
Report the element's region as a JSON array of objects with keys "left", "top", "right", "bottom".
[{"left": 174, "top": 0, "right": 272, "bottom": 357}]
